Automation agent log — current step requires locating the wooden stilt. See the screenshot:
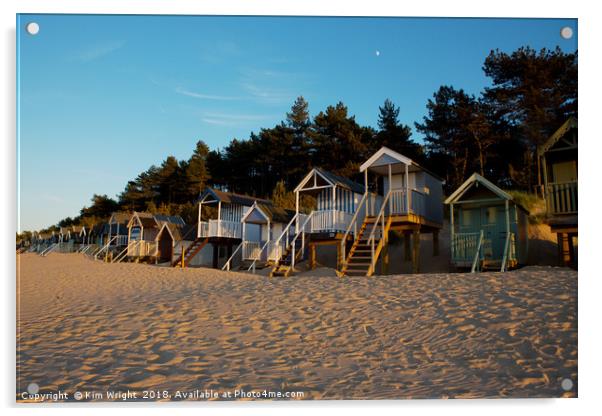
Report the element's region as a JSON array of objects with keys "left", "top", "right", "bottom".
[
  {"left": 404, "top": 231, "right": 411, "bottom": 261},
  {"left": 212, "top": 243, "right": 218, "bottom": 269},
  {"left": 309, "top": 243, "right": 316, "bottom": 270},
  {"left": 412, "top": 229, "right": 420, "bottom": 274},
  {"left": 336, "top": 242, "right": 342, "bottom": 271},
  {"left": 567, "top": 234, "right": 575, "bottom": 267},
  {"left": 433, "top": 230, "right": 439, "bottom": 256},
  {"left": 557, "top": 233, "right": 570, "bottom": 266},
  {"left": 381, "top": 239, "right": 389, "bottom": 275}
]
